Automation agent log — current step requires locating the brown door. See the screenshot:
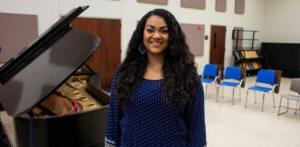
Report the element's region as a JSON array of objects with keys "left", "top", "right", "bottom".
[
  {"left": 210, "top": 25, "right": 226, "bottom": 66},
  {"left": 72, "top": 18, "right": 121, "bottom": 89}
]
